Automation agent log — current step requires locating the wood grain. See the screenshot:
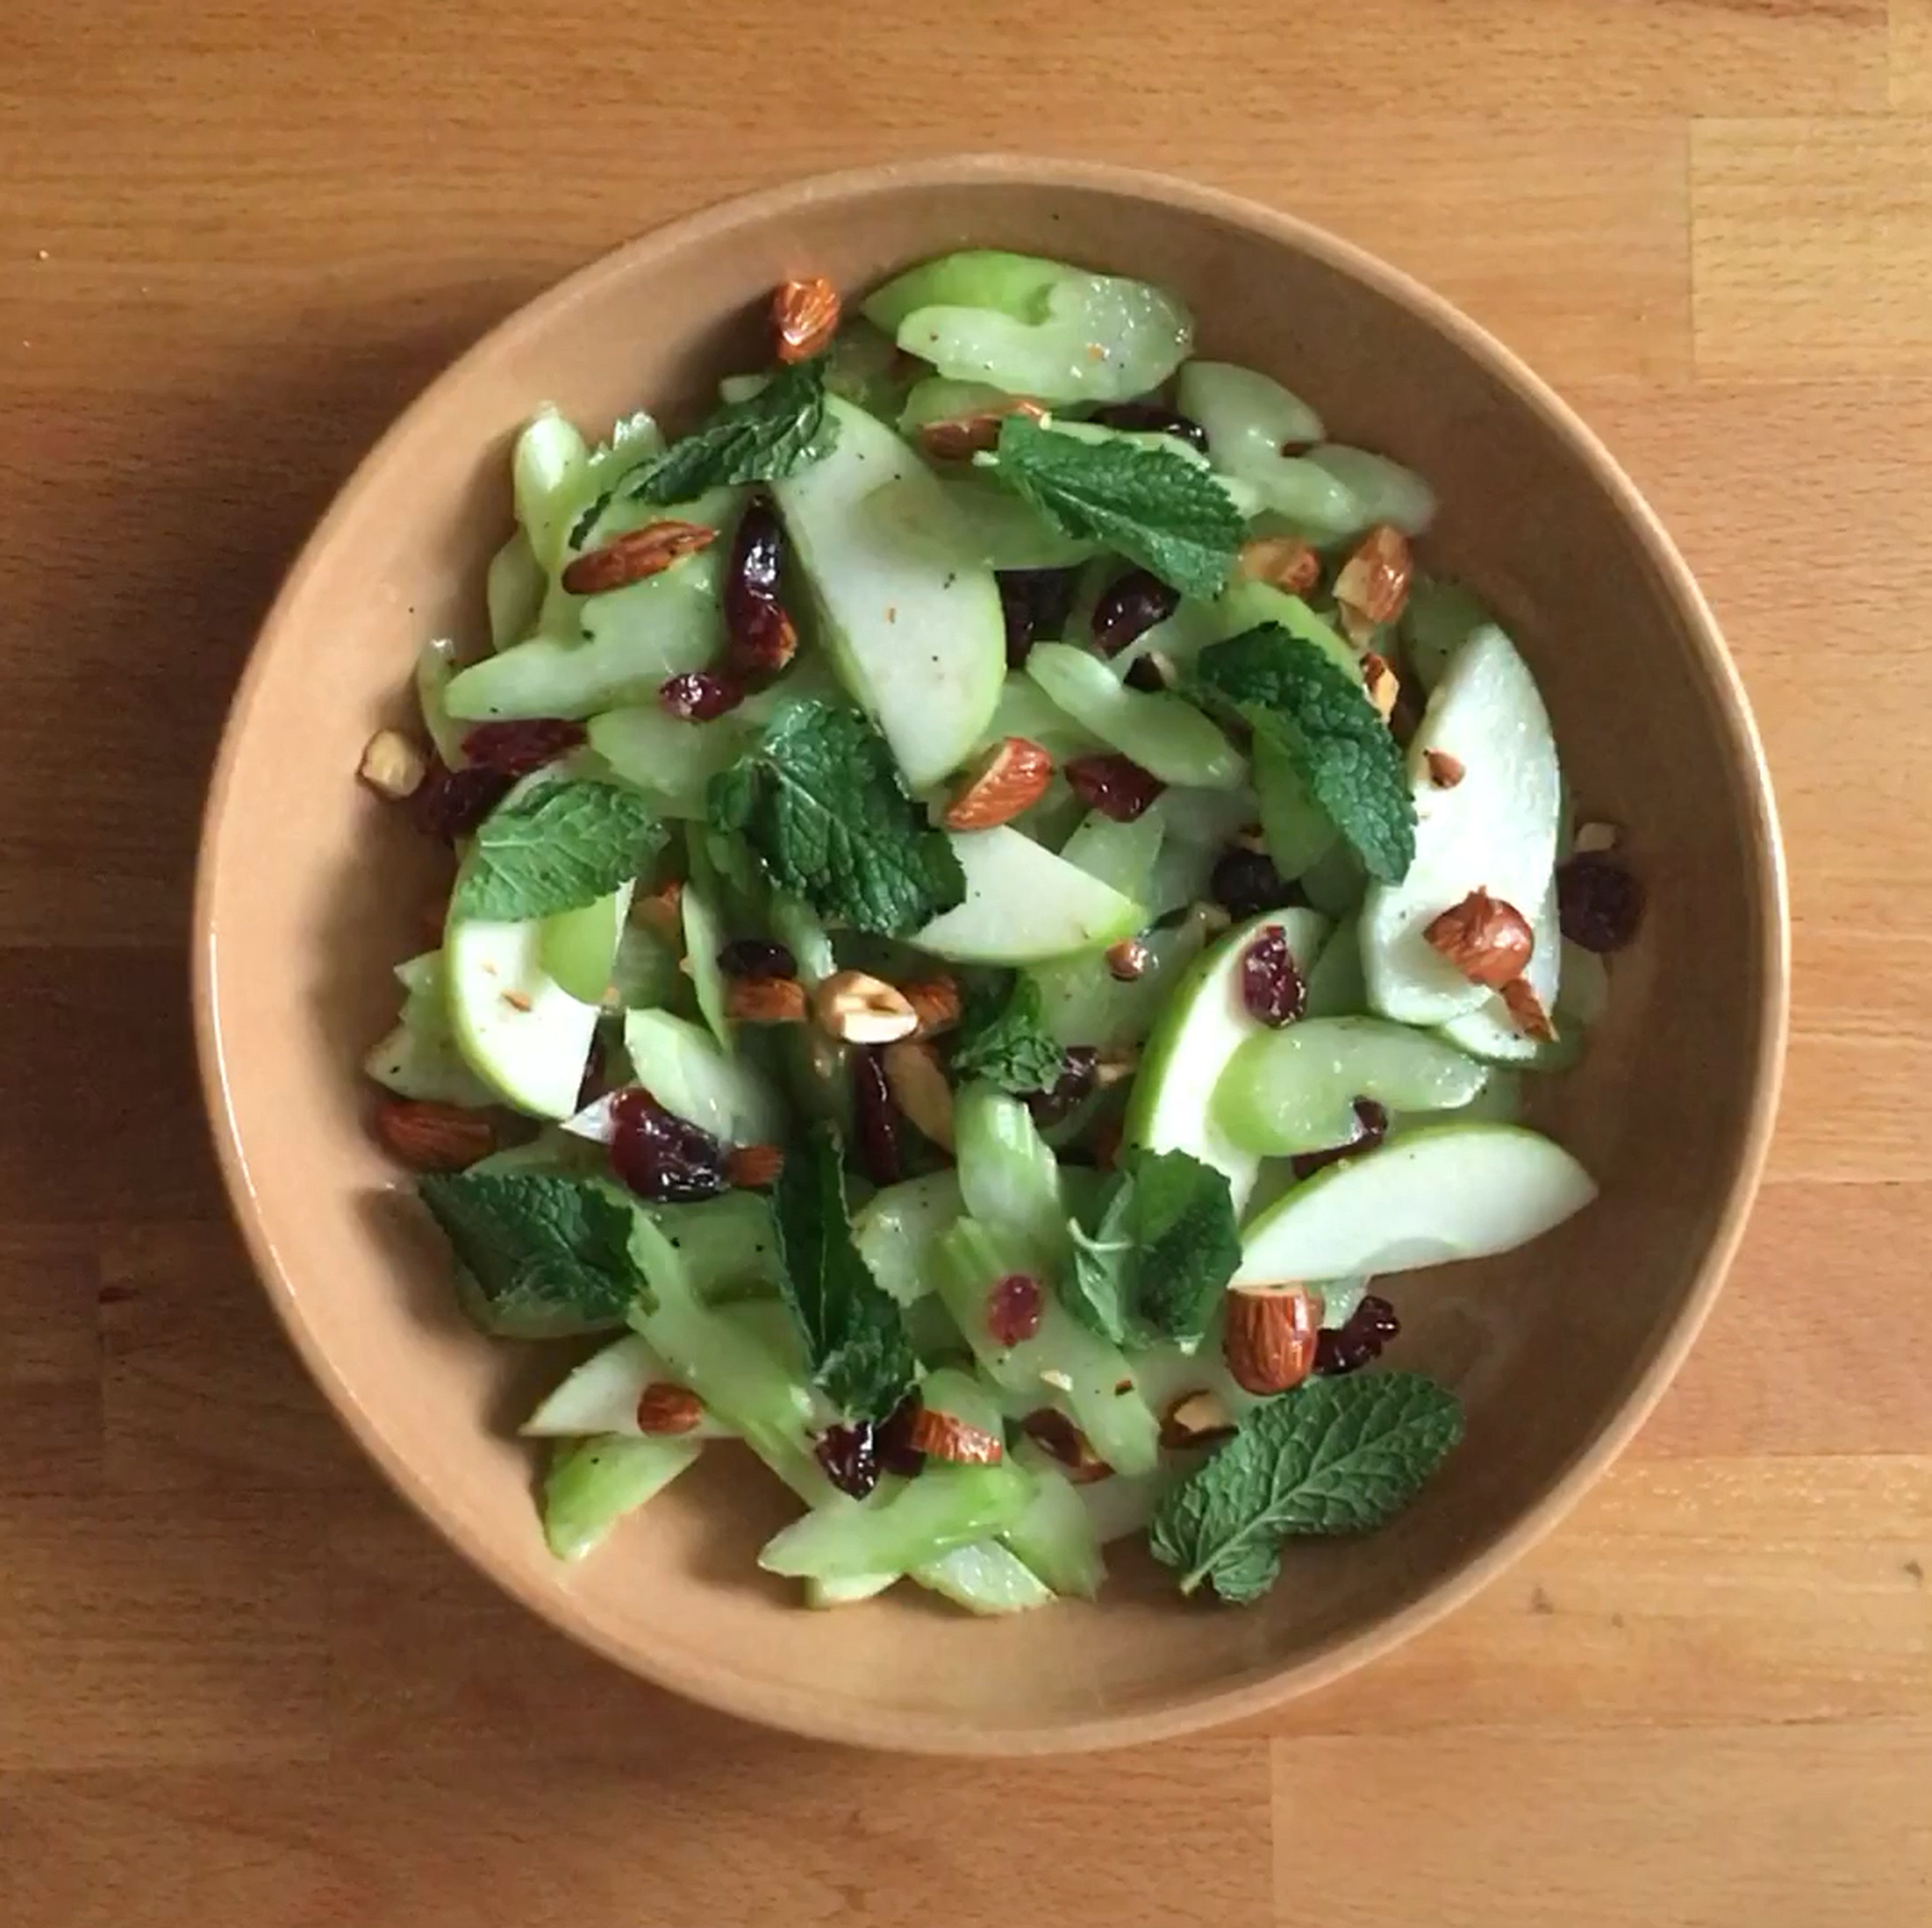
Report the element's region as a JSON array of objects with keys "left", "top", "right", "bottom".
[{"left": 2, "top": 2, "right": 1928, "bottom": 1922}]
